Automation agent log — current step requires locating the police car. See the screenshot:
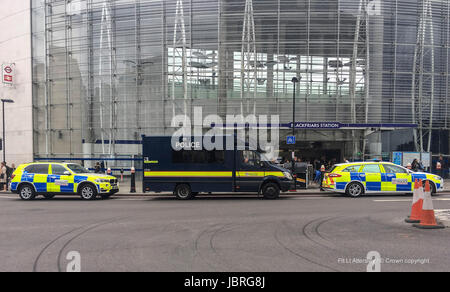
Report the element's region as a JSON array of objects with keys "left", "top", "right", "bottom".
[
  {"left": 10, "top": 162, "right": 119, "bottom": 200},
  {"left": 322, "top": 162, "right": 444, "bottom": 197}
]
